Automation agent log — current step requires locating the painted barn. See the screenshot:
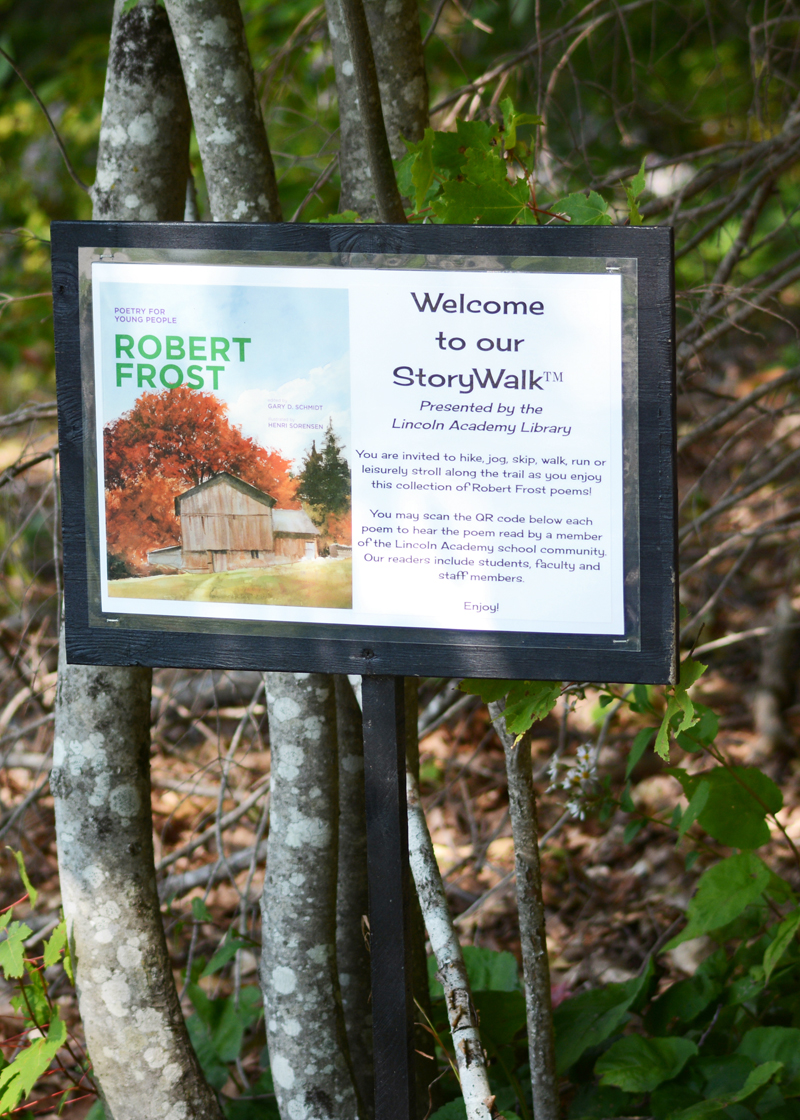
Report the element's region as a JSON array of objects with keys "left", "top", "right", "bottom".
[{"left": 147, "top": 473, "right": 319, "bottom": 572}]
